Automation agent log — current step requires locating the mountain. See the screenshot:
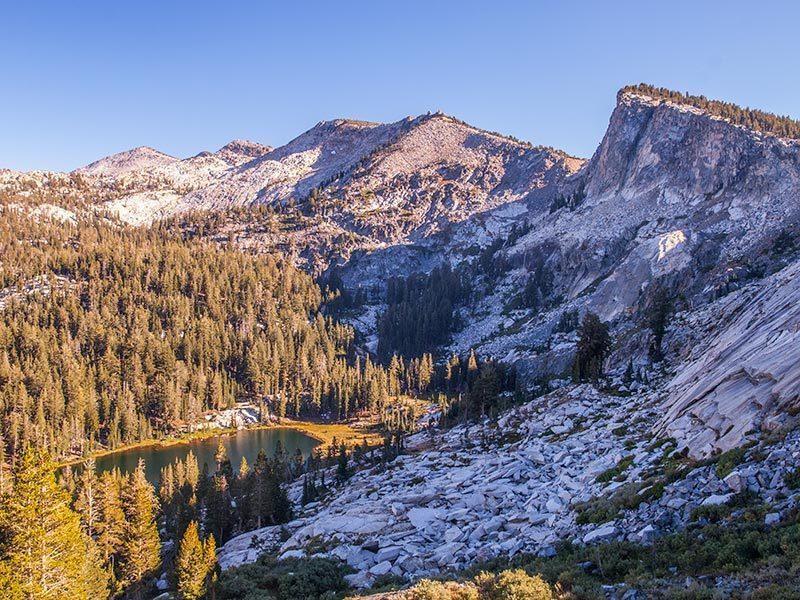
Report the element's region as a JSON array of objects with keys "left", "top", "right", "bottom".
[
  {"left": 208, "top": 86, "right": 800, "bottom": 594},
  {"left": 3, "top": 87, "right": 799, "bottom": 459},
  {"left": 213, "top": 139, "right": 273, "bottom": 166},
  {"left": 450, "top": 86, "right": 800, "bottom": 457},
  {"left": 4, "top": 84, "right": 800, "bottom": 595},
  {"left": 75, "top": 145, "right": 179, "bottom": 176}
]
